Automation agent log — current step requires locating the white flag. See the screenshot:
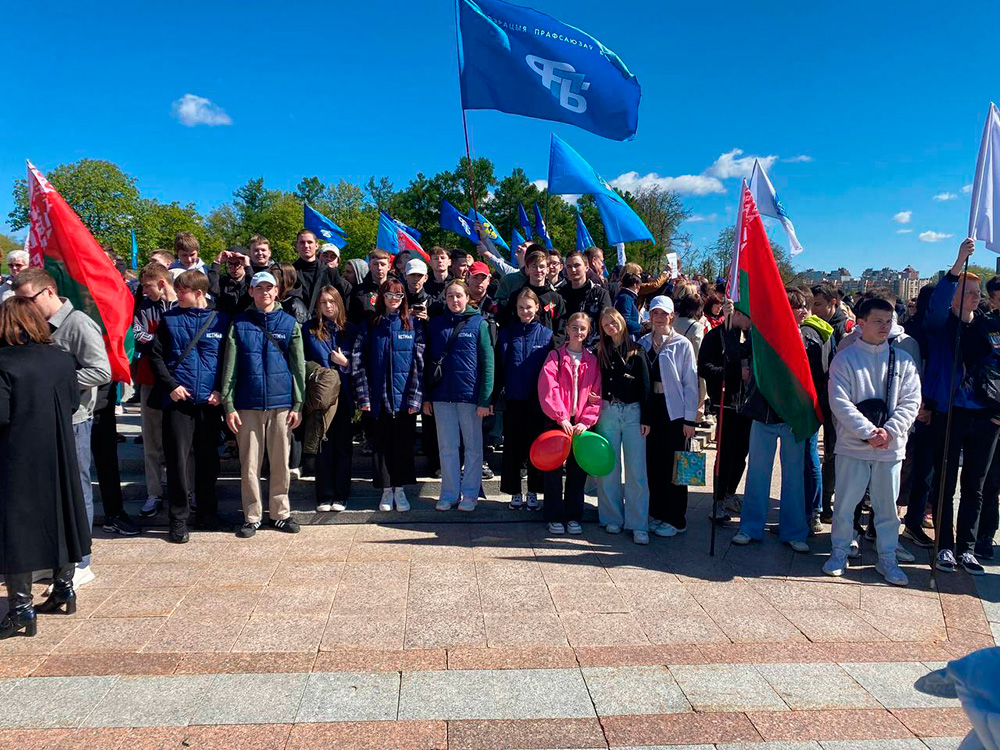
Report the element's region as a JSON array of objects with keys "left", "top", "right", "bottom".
[
  {"left": 749, "top": 159, "right": 804, "bottom": 256},
  {"left": 615, "top": 242, "right": 626, "bottom": 267},
  {"left": 727, "top": 179, "right": 748, "bottom": 304},
  {"left": 969, "top": 102, "right": 1000, "bottom": 253}
]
